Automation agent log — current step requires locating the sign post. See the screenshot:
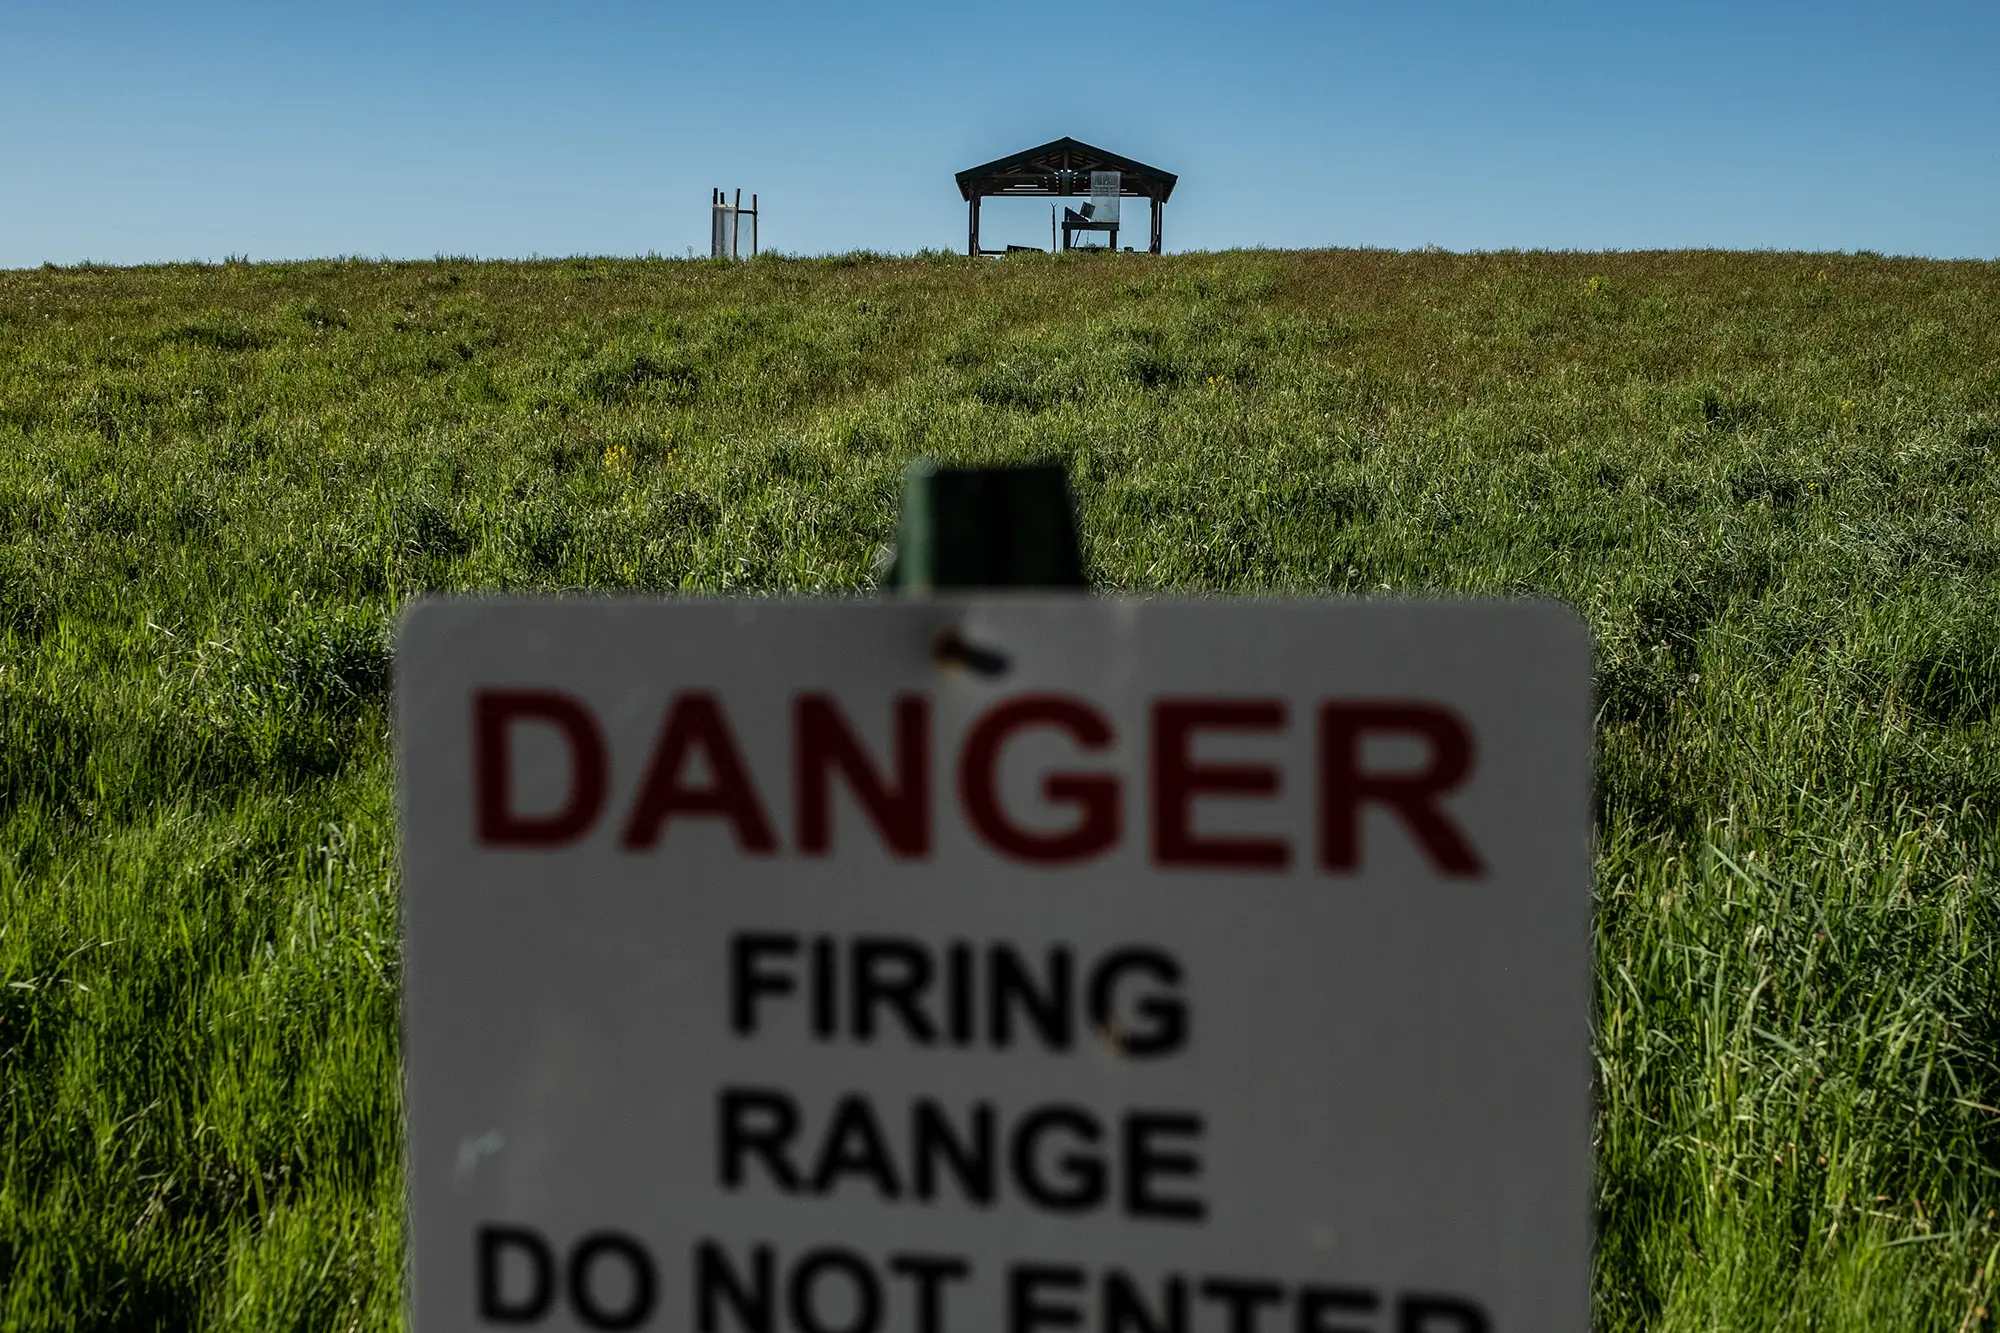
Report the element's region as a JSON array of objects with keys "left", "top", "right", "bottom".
[
  {"left": 883, "top": 462, "right": 1086, "bottom": 594},
  {"left": 399, "top": 595, "right": 1591, "bottom": 1332}
]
